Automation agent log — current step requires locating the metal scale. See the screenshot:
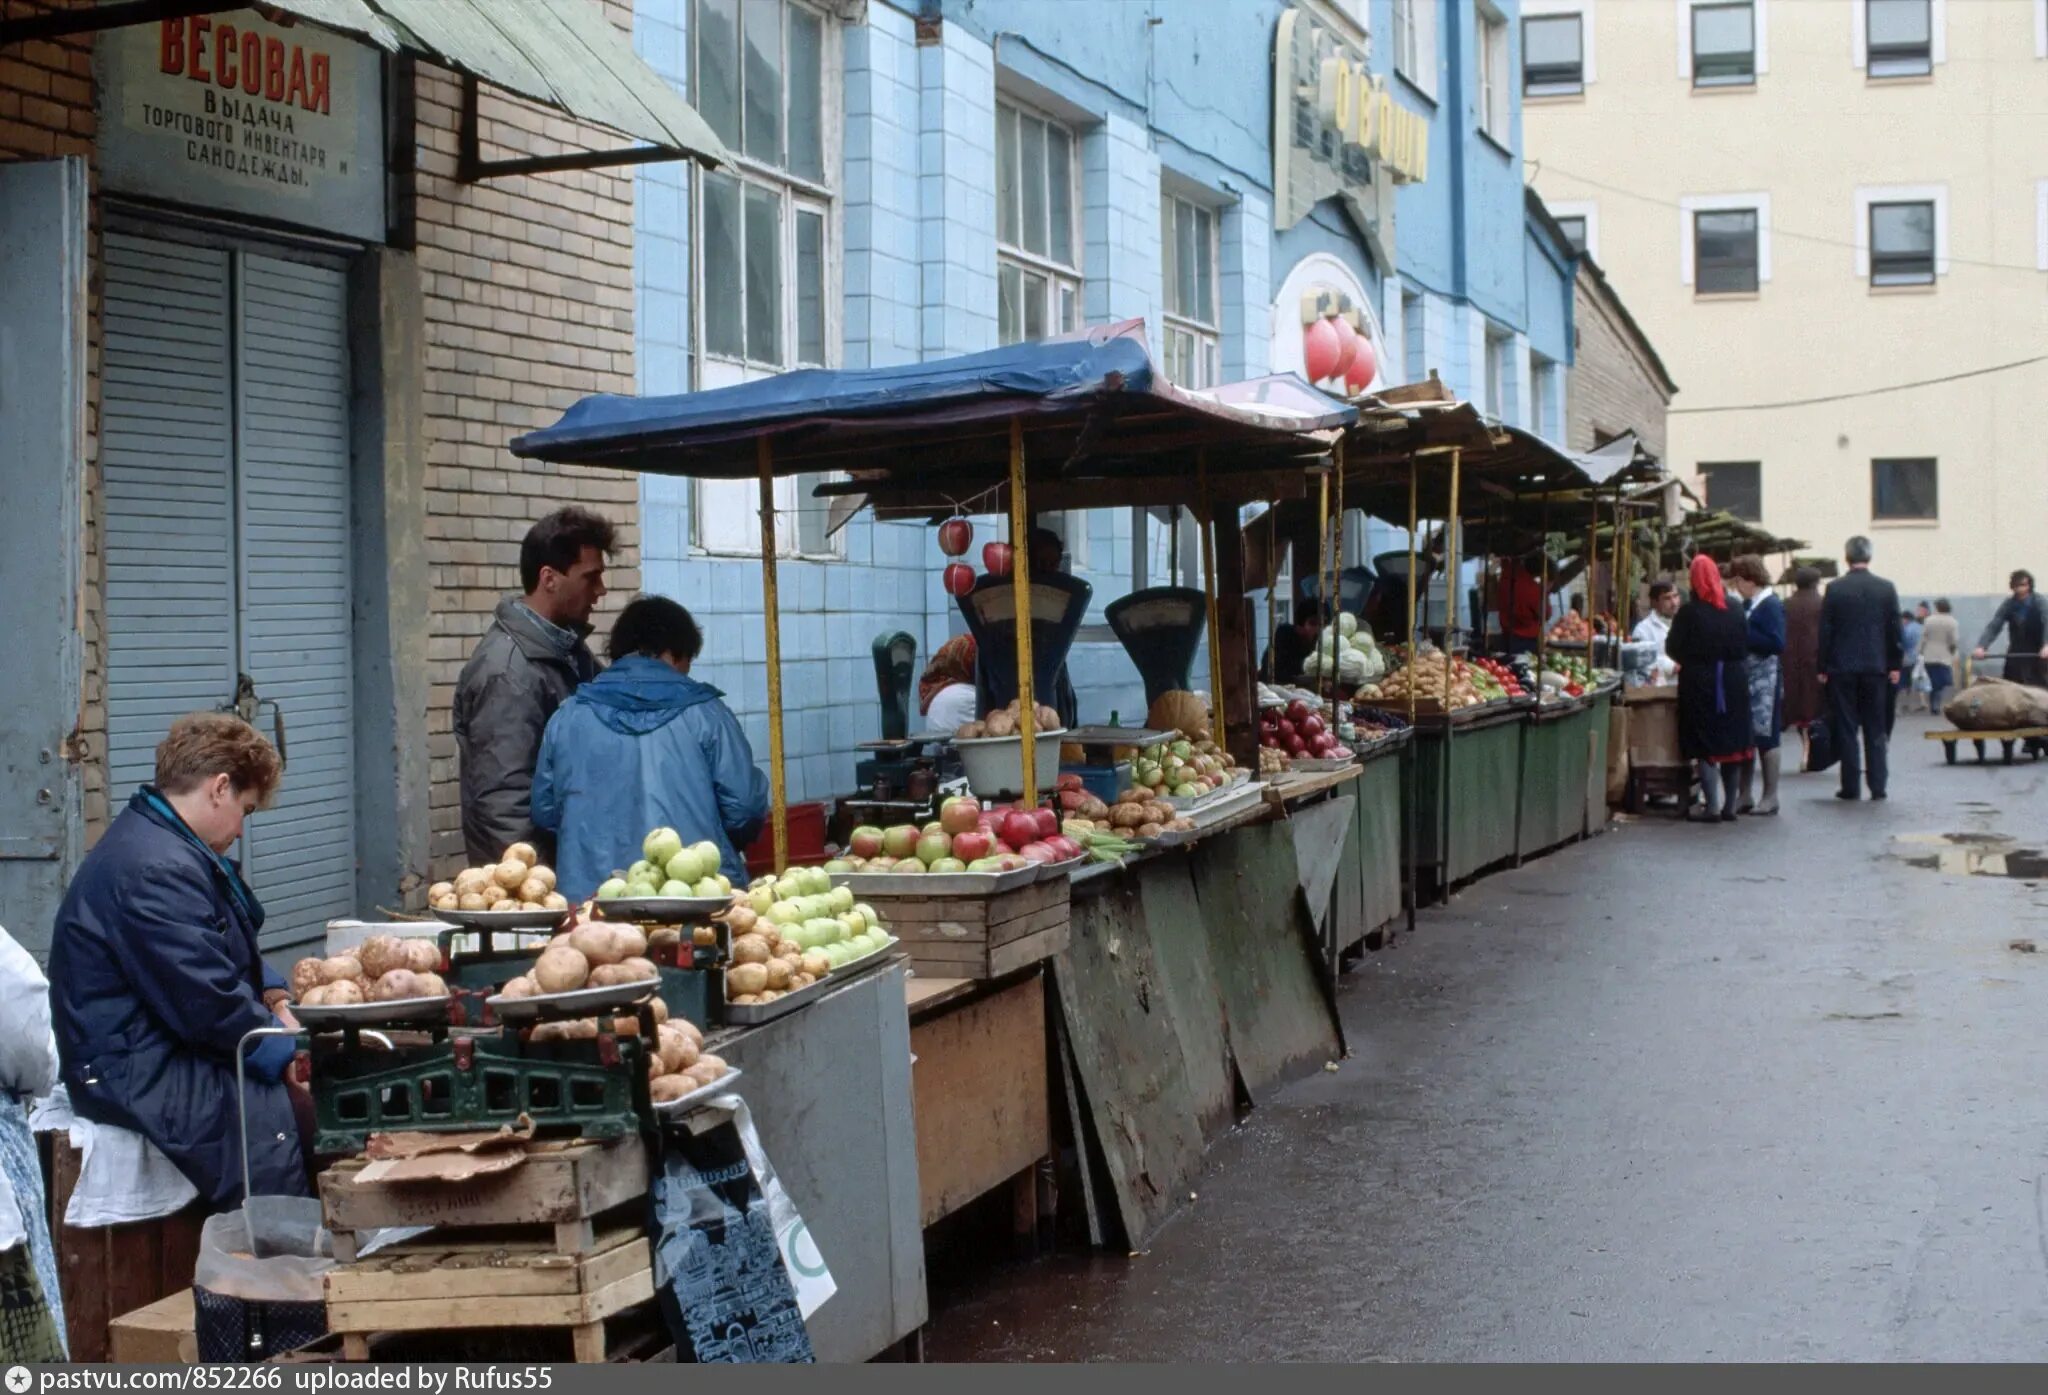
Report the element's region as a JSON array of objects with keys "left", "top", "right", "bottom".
[{"left": 845, "top": 630, "right": 953, "bottom": 828}]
